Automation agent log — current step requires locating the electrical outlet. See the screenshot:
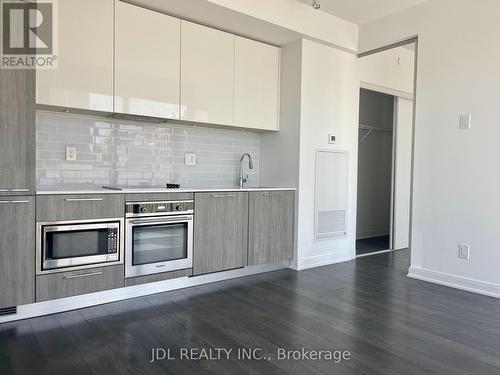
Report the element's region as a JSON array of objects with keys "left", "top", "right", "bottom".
[
  {"left": 328, "top": 134, "right": 336, "bottom": 144},
  {"left": 458, "top": 244, "right": 470, "bottom": 260},
  {"left": 185, "top": 152, "right": 197, "bottom": 166},
  {"left": 65, "top": 146, "right": 76, "bottom": 161},
  {"left": 459, "top": 114, "right": 471, "bottom": 129}
]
